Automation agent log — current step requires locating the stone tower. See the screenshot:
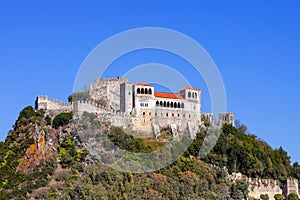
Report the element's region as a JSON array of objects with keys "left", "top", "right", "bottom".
[
  {"left": 283, "top": 179, "right": 299, "bottom": 198},
  {"left": 219, "top": 112, "right": 235, "bottom": 127}
]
